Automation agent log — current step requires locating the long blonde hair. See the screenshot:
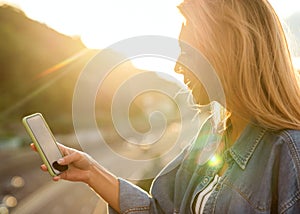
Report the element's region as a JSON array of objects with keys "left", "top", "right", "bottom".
[{"left": 178, "top": 0, "right": 300, "bottom": 130}]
